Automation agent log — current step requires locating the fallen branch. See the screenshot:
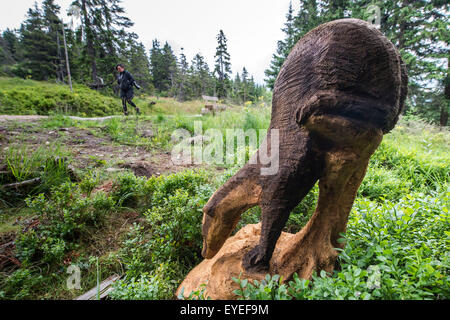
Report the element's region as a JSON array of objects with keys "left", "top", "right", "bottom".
[
  {"left": 0, "top": 253, "right": 21, "bottom": 268},
  {"left": 76, "top": 275, "right": 121, "bottom": 300},
  {"left": 0, "top": 241, "right": 14, "bottom": 251},
  {"left": 1, "top": 178, "right": 41, "bottom": 189}
]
